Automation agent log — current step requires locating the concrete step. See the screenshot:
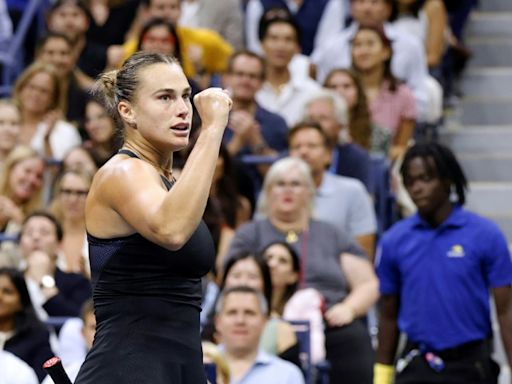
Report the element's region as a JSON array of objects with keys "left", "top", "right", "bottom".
[
  {"left": 466, "top": 182, "right": 512, "bottom": 243},
  {"left": 461, "top": 68, "right": 512, "bottom": 98},
  {"left": 440, "top": 126, "right": 512, "bottom": 153},
  {"left": 460, "top": 98, "right": 512, "bottom": 125},
  {"left": 467, "top": 38, "right": 512, "bottom": 67},
  {"left": 457, "top": 153, "right": 512, "bottom": 182},
  {"left": 466, "top": 12, "right": 512, "bottom": 38},
  {"left": 478, "top": 0, "right": 512, "bottom": 12}
]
